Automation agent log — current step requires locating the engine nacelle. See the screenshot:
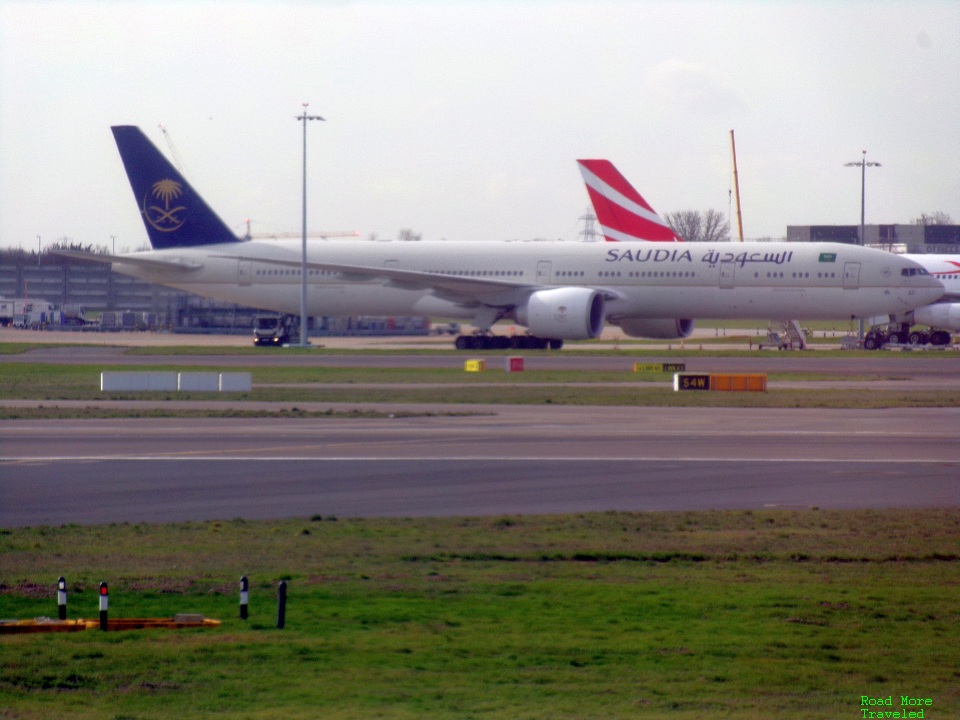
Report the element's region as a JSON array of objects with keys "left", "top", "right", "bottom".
[
  {"left": 616, "top": 318, "right": 695, "bottom": 339},
  {"left": 912, "top": 303, "right": 960, "bottom": 332},
  {"left": 516, "top": 287, "right": 604, "bottom": 340}
]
